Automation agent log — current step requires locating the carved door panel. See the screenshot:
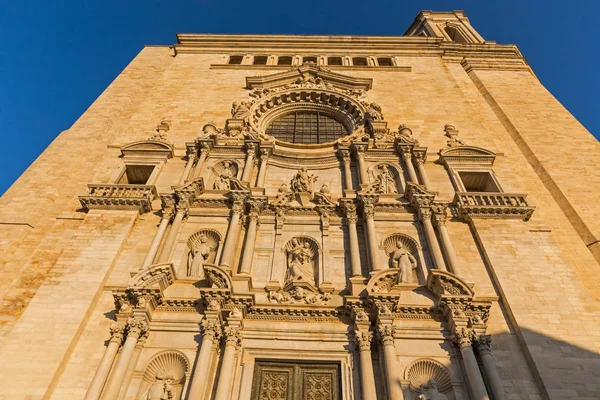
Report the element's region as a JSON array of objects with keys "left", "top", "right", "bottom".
[{"left": 251, "top": 361, "right": 340, "bottom": 400}]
